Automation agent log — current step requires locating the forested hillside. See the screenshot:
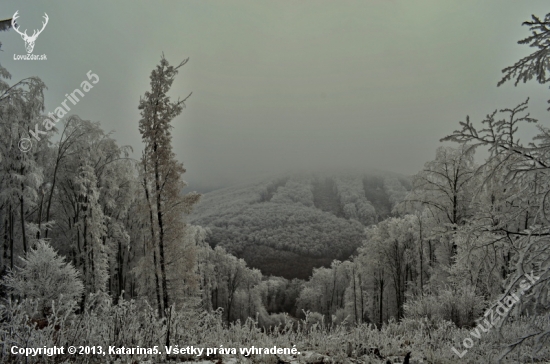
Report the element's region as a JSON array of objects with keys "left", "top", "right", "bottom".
[
  {"left": 1, "top": 4, "right": 550, "bottom": 363},
  {"left": 189, "top": 173, "right": 410, "bottom": 278}
]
